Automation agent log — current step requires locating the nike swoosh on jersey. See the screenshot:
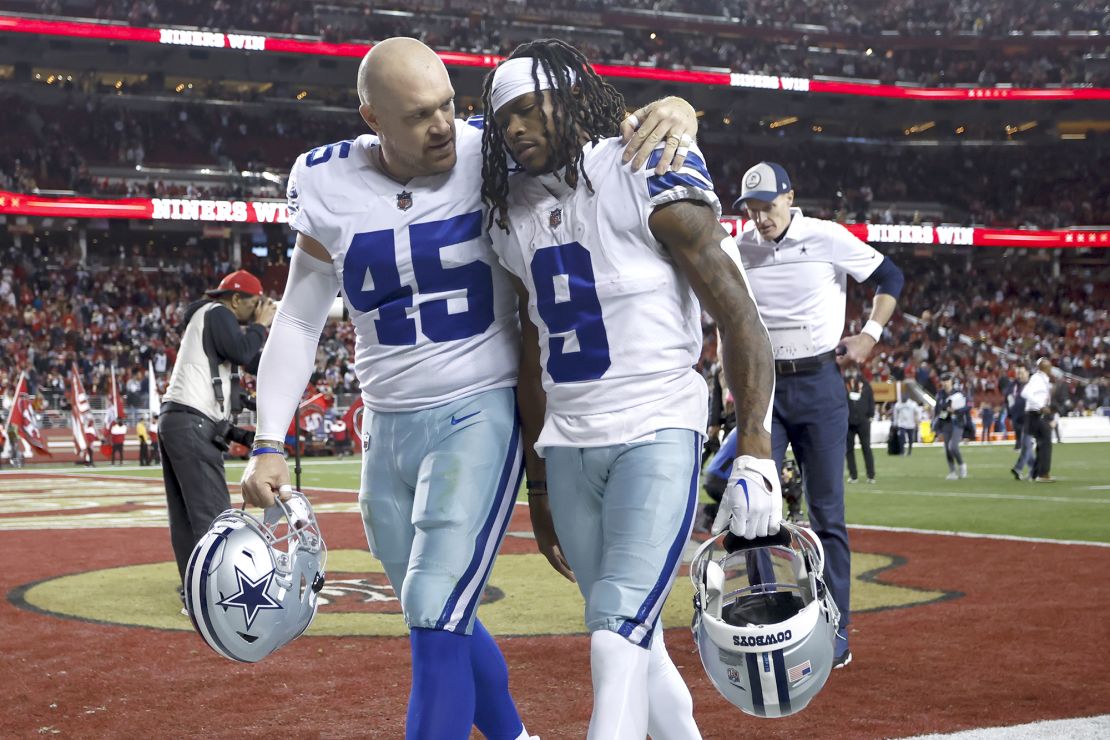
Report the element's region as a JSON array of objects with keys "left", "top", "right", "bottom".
[{"left": 450, "top": 411, "right": 481, "bottom": 425}]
